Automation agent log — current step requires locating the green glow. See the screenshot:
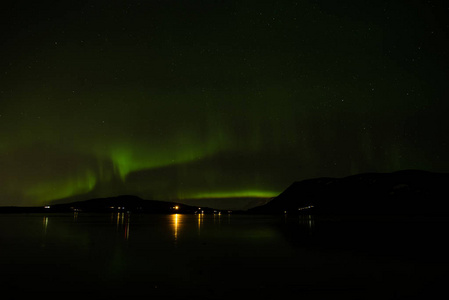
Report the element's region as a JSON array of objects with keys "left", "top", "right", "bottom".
[
  {"left": 187, "top": 190, "right": 278, "bottom": 199},
  {"left": 24, "top": 171, "right": 97, "bottom": 204},
  {"left": 106, "top": 128, "right": 232, "bottom": 180},
  {"left": 1, "top": 0, "right": 445, "bottom": 209},
  {"left": 108, "top": 146, "right": 207, "bottom": 180}
]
